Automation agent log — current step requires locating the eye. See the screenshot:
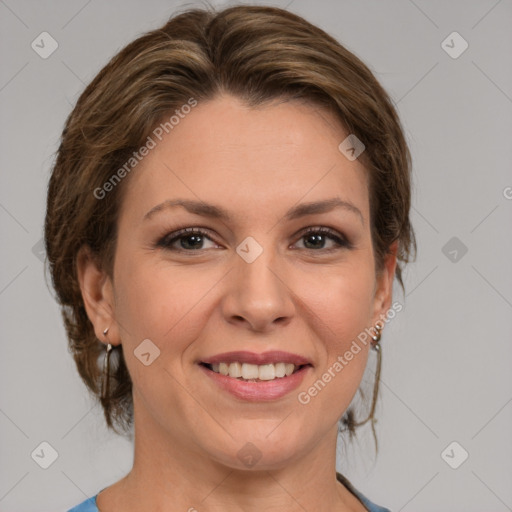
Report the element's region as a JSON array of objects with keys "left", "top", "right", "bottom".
[
  {"left": 156, "top": 226, "right": 351, "bottom": 253},
  {"left": 157, "top": 227, "right": 219, "bottom": 252},
  {"left": 293, "top": 226, "right": 351, "bottom": 252}
]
